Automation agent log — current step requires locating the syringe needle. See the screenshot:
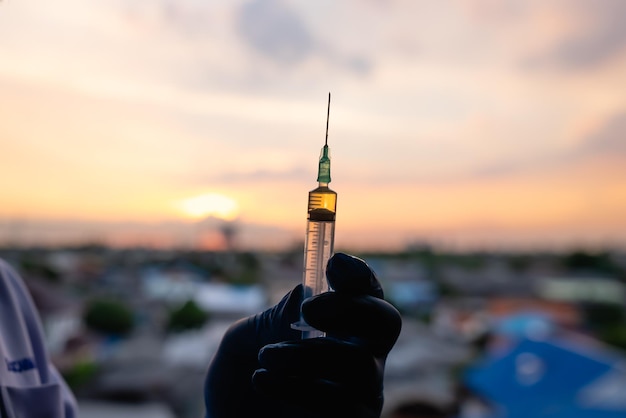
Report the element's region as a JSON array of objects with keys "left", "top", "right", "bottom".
[{"left": 325, "top": 92, "right": 331, "bottom": 146}]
